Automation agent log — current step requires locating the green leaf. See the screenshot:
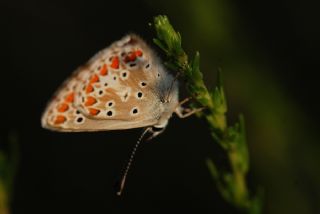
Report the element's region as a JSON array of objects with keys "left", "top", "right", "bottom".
[
  {"left": 210, "top": 70, "right": 227, "bottom": 114},
  {"left": 153, "top": 15, "right": 184, "bottom": 58},
  {"left": 152, "top": 38, "right": 168, "bottom": 54}
]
